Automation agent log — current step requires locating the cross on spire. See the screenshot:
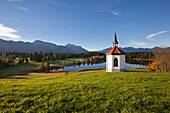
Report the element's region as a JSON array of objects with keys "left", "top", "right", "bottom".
[{"left": 113, "top": 32, "right": 118, "bottom": 47}]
